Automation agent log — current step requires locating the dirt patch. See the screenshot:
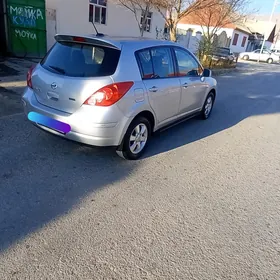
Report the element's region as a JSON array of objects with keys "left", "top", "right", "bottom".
[
  {"left": 0, "top": 63, "right": 19, "bottom": 77},
  {"left": 0, "top": 58, "right": 32, "bottom": 117},
  {"left": 0, "top": 86, "right": 23, "bottom": 118}
]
